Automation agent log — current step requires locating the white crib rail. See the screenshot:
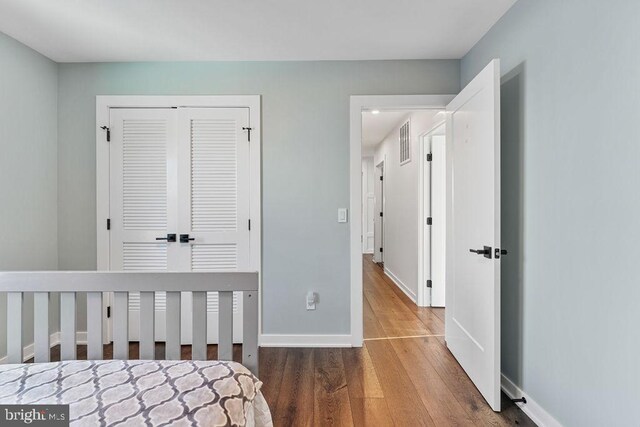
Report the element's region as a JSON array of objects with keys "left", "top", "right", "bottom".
[{"left": 0, "top": 272, "right": 259, "bottom": 375}]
